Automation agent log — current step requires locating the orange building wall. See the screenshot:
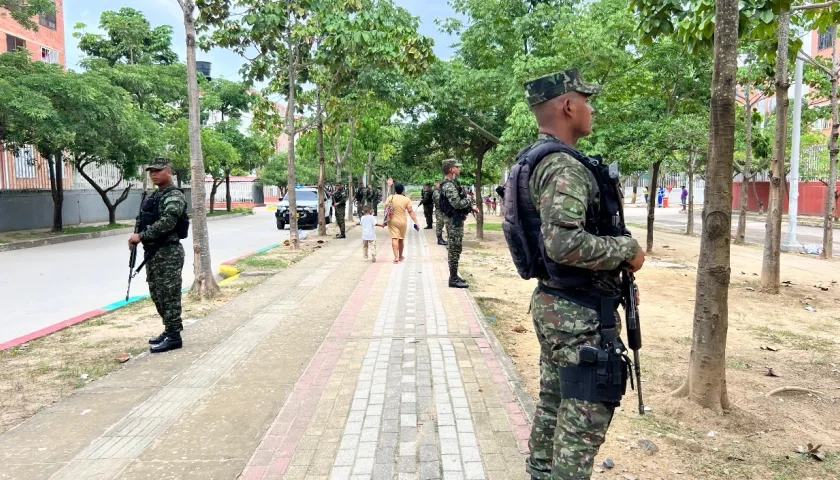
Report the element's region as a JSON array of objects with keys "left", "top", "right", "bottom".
[{"left": 0, "top": 0, "right": 66, "bottom": 66}]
